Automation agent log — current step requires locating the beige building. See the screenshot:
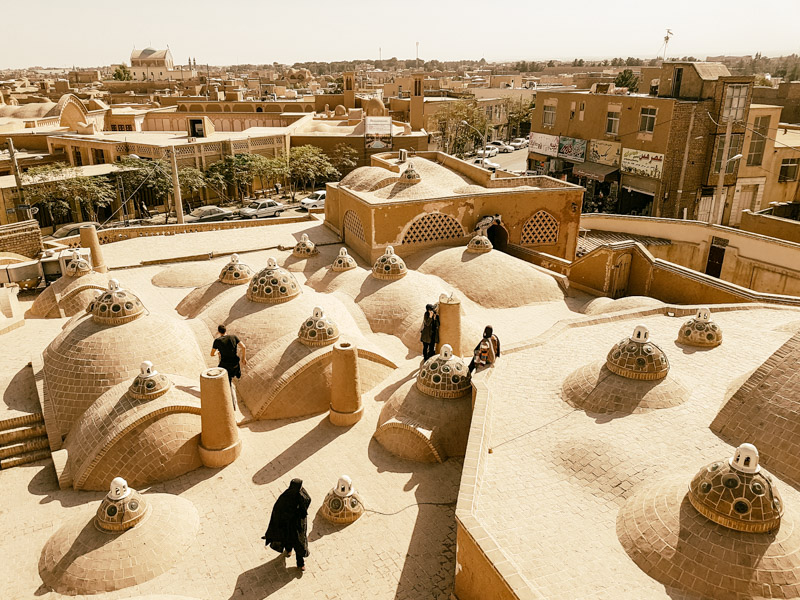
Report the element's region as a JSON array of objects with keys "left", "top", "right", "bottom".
[{"left": 129, "top": 47, "right": 196, "bottom": 82}]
